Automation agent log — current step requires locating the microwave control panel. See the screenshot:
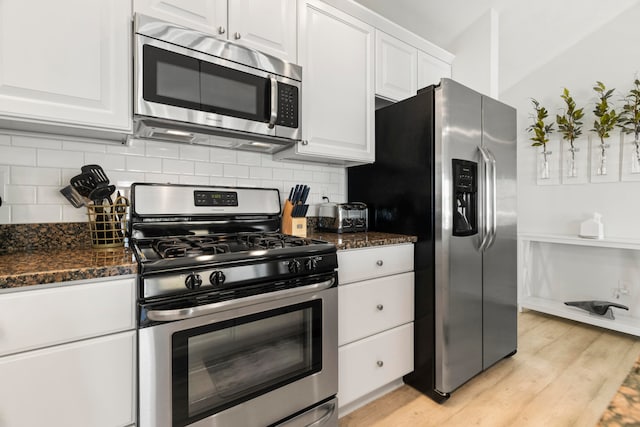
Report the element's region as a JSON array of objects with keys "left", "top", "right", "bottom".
[{"left": 276, "top": 83, "right": 299, "bottom": 128}]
